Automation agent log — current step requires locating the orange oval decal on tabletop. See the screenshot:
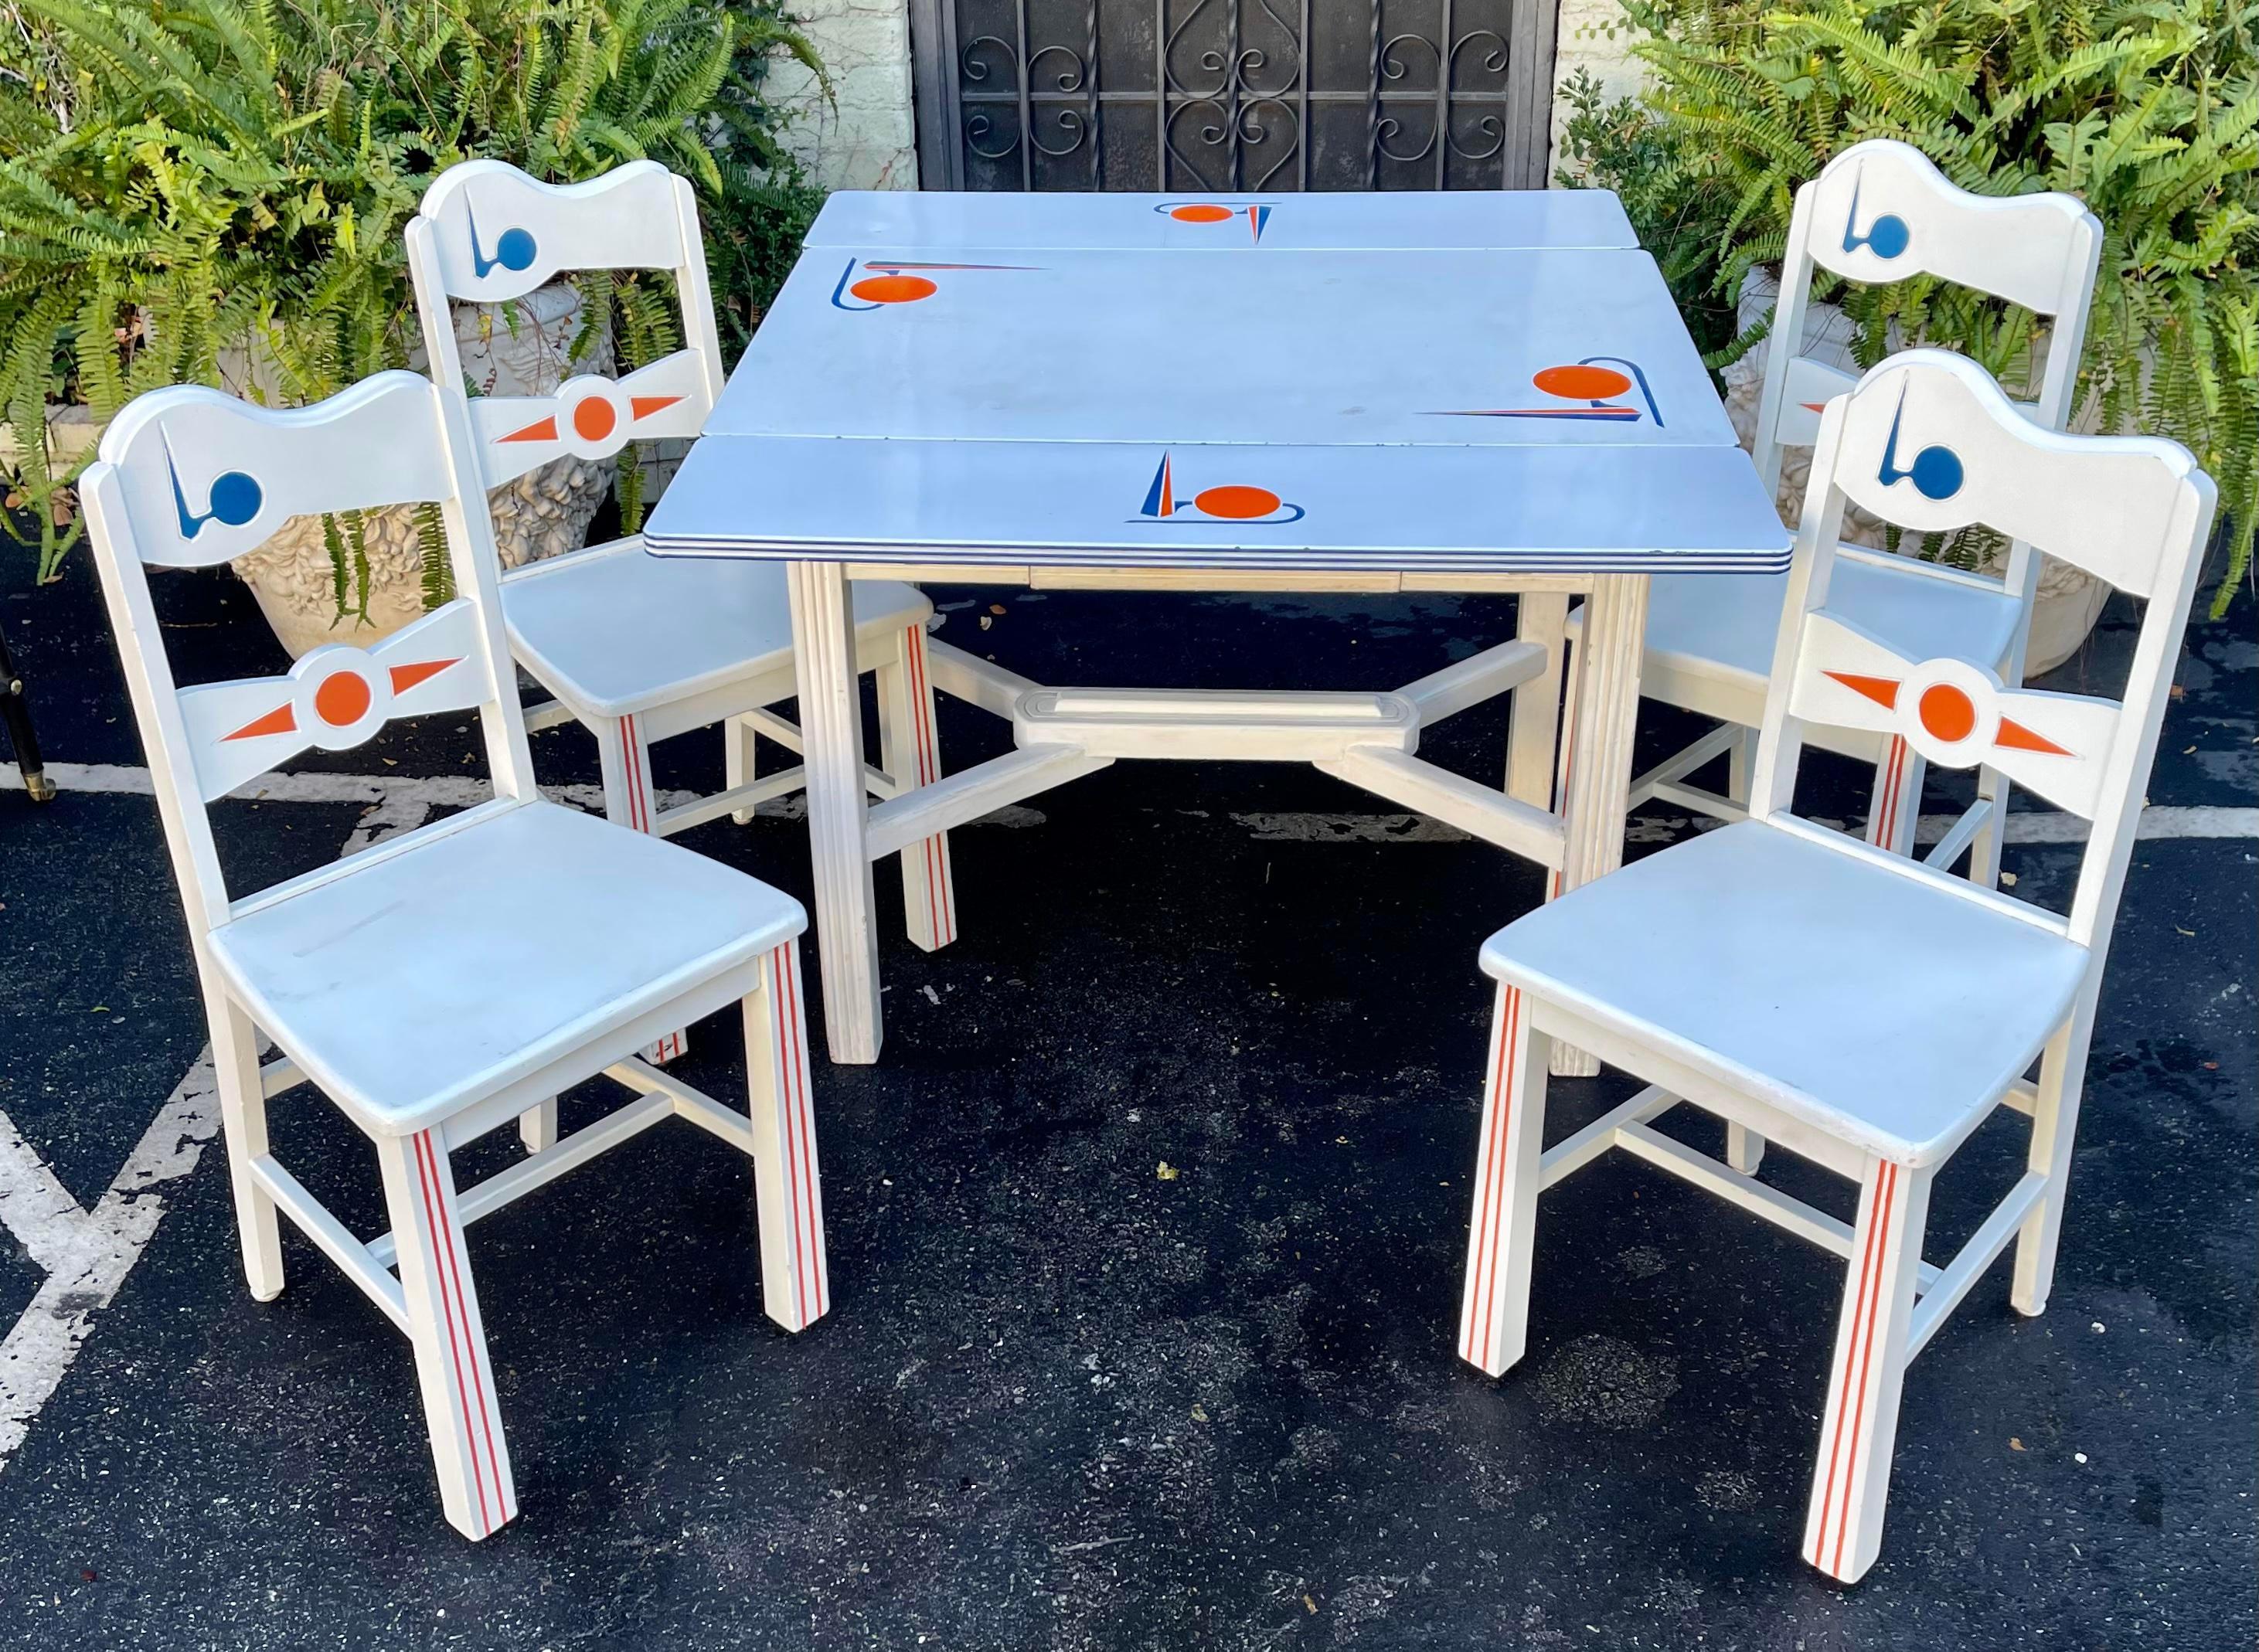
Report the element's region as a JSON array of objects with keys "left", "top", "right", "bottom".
[
  {"left": 1531, "top": 365, "right": 1634, "bottom": 401},
  {"left": 849, "top": 274, "right": 938, "bottom": 305},
  {"left": 1192, "top": 485, "right": 1284, "bottom": 520}
]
